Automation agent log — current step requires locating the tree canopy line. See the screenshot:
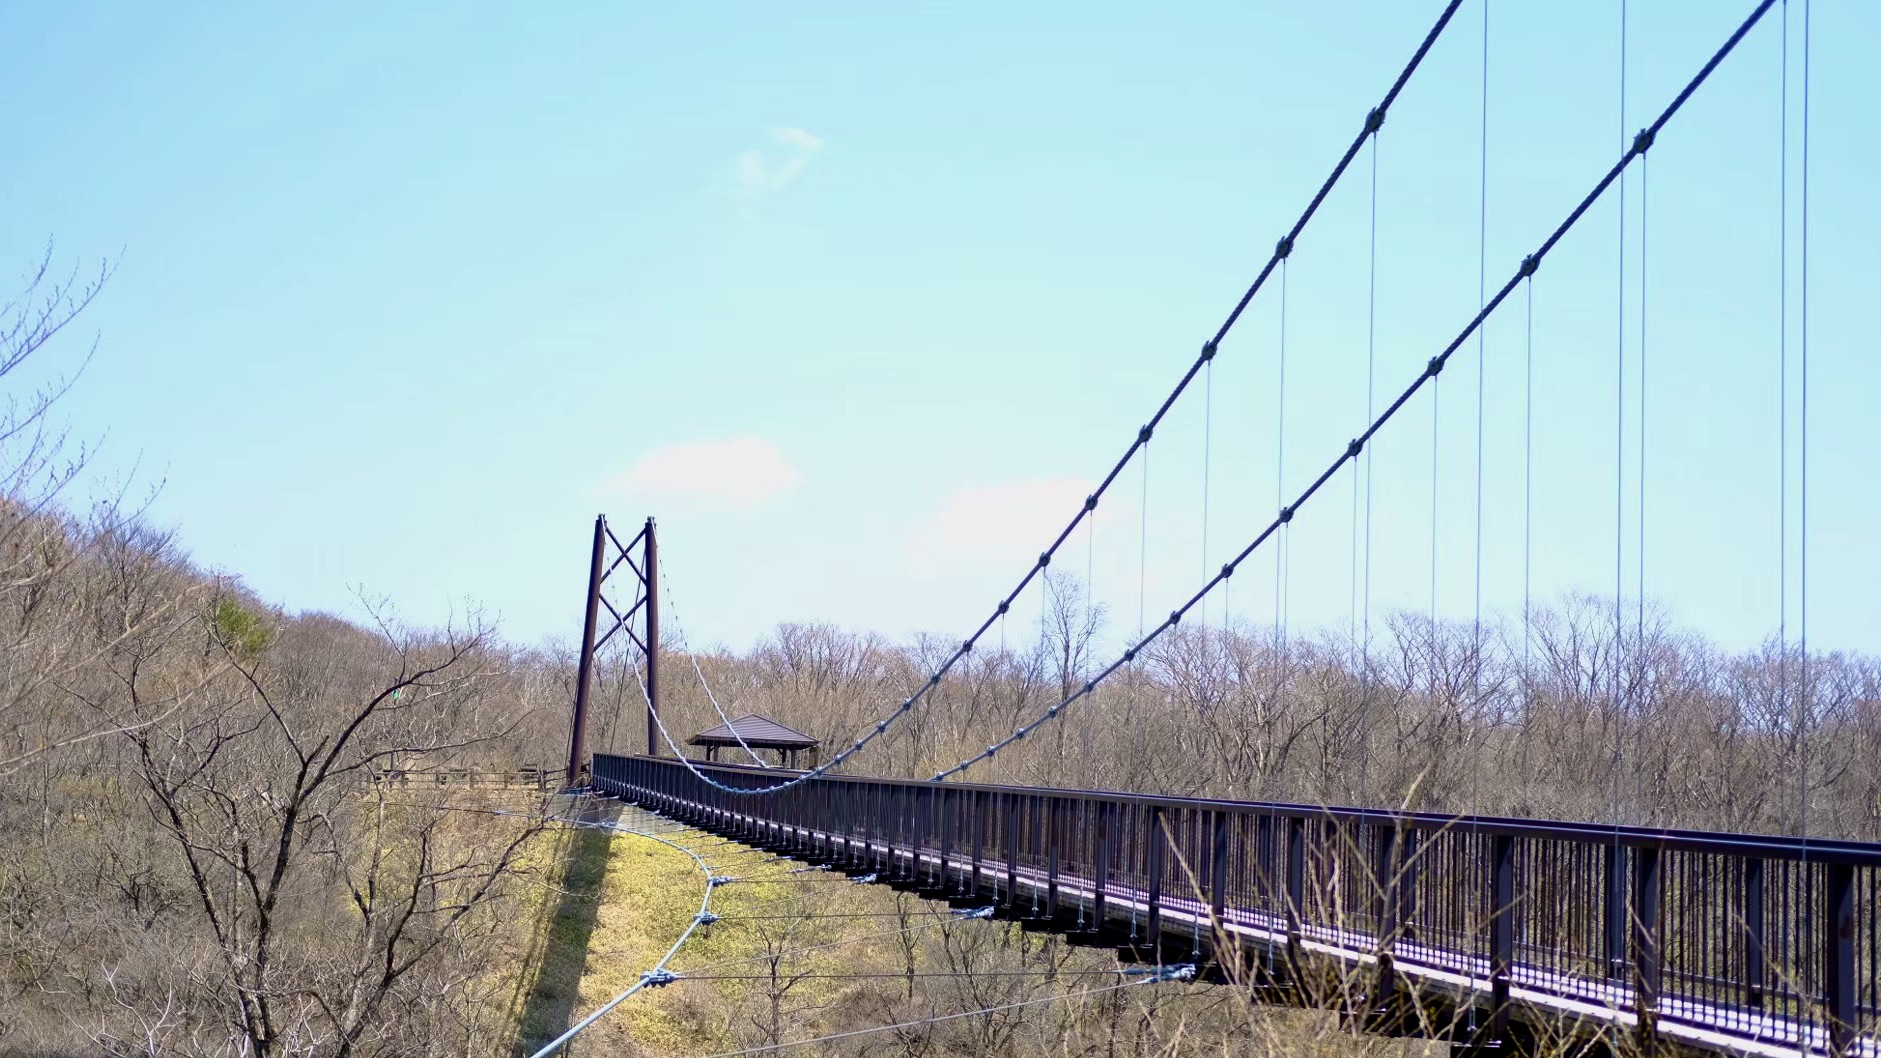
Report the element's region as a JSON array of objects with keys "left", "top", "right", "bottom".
[
  {"left": 3, "top": 249, "right": 1875, "bottom": 1056},
  {"left": 611, "top": 569, "right": 1880, "bottom": 842}
]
